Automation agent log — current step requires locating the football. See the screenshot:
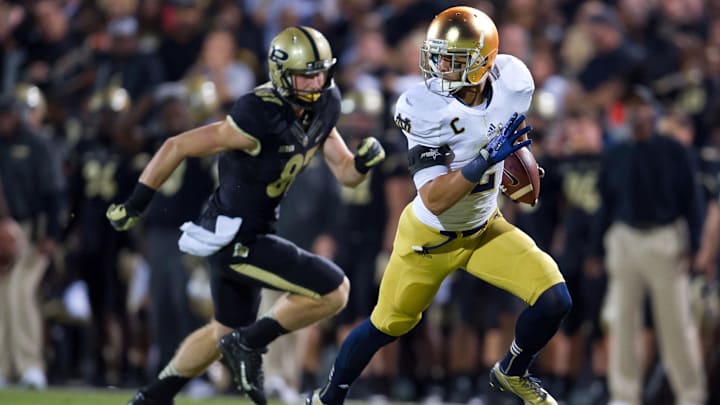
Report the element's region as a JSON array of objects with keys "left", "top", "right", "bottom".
[{"left": 501, "top": 147, "right": 541, "bottom": 206}]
